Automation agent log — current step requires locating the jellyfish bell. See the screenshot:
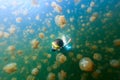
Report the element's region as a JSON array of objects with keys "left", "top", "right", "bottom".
[
  {"left": 113, "top": 39, "right": 120, "bottom": 47},
  {"left": 31, "top": 39, "right": 39, "bottom": 49},
  {"left": 58, "top": 70, "right": 67, "bottom": 80},
  {"left": 47, "top": 72, "right": 56, "bottom": 80},
  {"left": 3, "top": 63, "right": 17, "bottom": 74},
  {"left": 110, "top": 59, "right": 120, "bottom": 68},
  {"left": 56, "top": 53, "right": 67, "bottom": 64},
  {"left": 31, "top": 68, "right": 39, "bottom": 76},
  {"left": 79, "top": 57, "right": 94, "bottom": 72},
  {"left": 39, "top": 32, "right": 45, "bottom": 39},
  {"left": 55, "top": 15, "right": 67, "bottom": 28},
  {"left": 93, "top": 53, "right": 102, "bottom": 61}
]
